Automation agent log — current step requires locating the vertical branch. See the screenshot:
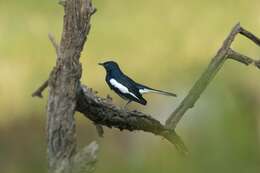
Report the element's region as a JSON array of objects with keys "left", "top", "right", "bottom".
[{"left": 47, "top": 0, "right": 96, "bottom": 173}]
